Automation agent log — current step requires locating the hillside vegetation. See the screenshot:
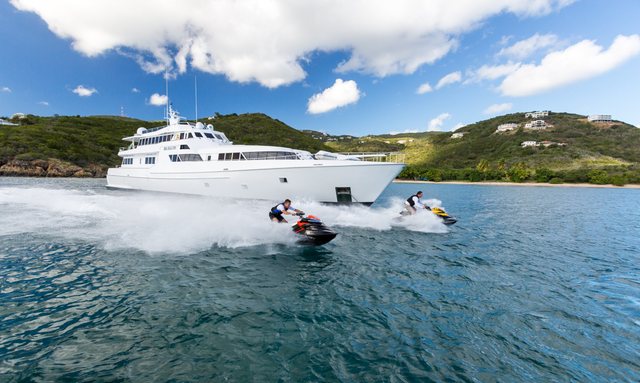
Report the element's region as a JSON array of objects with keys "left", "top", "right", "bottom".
[
  {"left": 0, "top": 113, "right": 329, "bottom": 177},
  {"left": 321, "top": 112, "right": 640, "bottom": 185},
  {"left": 1, "top": 111, "right": 638, "bottom": 184}
]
